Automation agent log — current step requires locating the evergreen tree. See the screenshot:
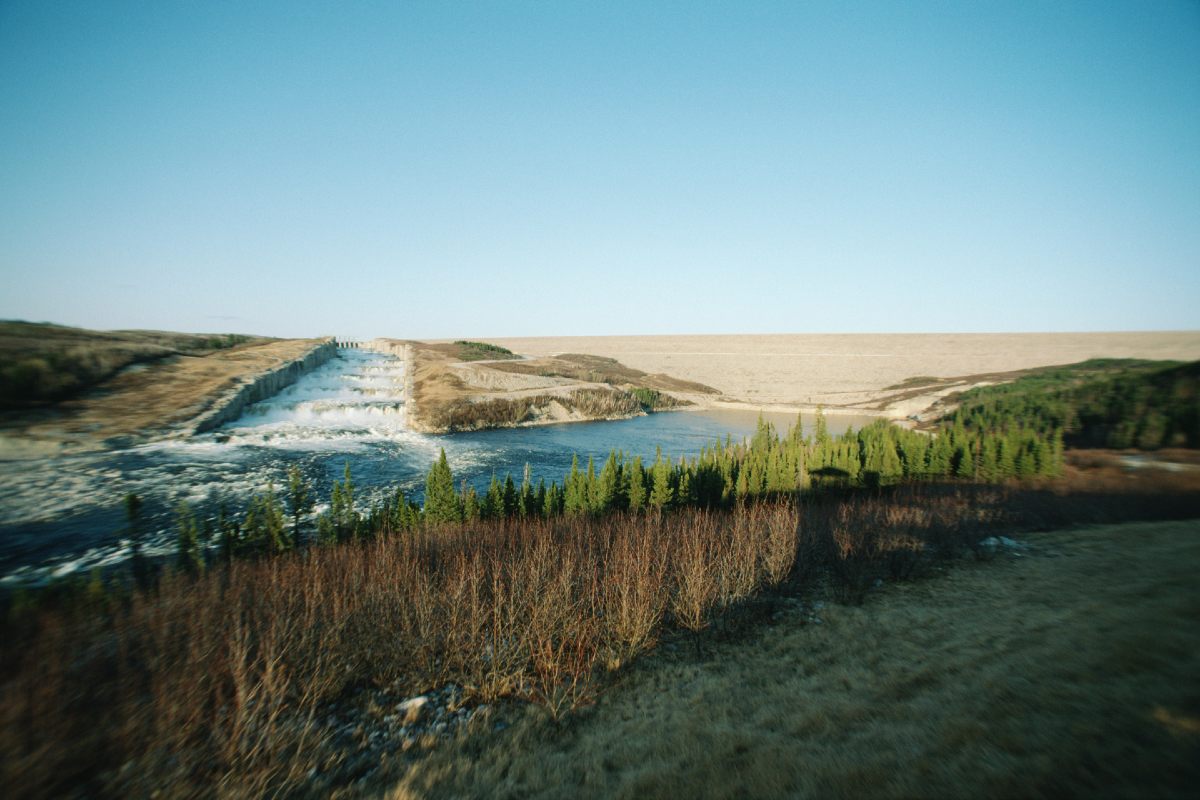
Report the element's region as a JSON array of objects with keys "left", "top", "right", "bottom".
[
  {"left": 462, "top": 483, "right": 480, "bottom": 521},
  {"left": 243, "top": 485, "right": 288, "bottom": 555},
  {"left": 483, "top": 474, "right": 503, "bottom": 519},
  {"left": 649, "top": 454, "right": 674, "bottom": 509},
  {"left": 175, "top": 501, "right": 204, "bottom": 575},
  {"left": 814, "top": 407, "right": 830, "bottom": 447},
  {"left": 285, "top": 466, "right": 314, "bottom": 547},
  {"left": 125, "top": 493, "right": 154, "bottom": 592},
  {"left": 424, "top": 449, "right": 462, "bottom": 523},
  {"left": 520, "top": 463, "right": 536, "bottom": 517},
  {"left": 502, "top": 474, "right": 518, "bottom": 517},
  {"left": 564, "top": 455, "right": 587, "bottom": 515},
  {"left": 597, "top": 451, "right": 622, "bottom": 513},
  {"left": 627, "top": 456, "right": 647, "bottom": 511}
]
